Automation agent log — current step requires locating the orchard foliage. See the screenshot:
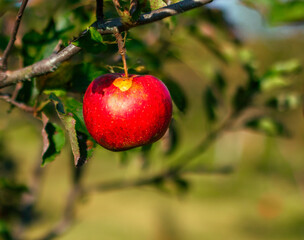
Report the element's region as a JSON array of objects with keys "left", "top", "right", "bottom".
[{"left": 0, "top": 0, "right": 303, "bottom": 239}]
